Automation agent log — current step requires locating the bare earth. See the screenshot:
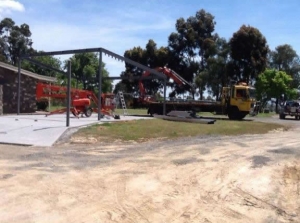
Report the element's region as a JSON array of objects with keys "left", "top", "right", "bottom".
[{"left": 0, "top": 121, "right": 299, "bottom": 222}]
